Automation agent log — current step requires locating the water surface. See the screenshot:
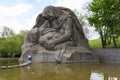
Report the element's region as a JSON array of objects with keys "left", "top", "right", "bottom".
[{"left": 0, "top": 61, "right": 120, "bottom": 80}]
